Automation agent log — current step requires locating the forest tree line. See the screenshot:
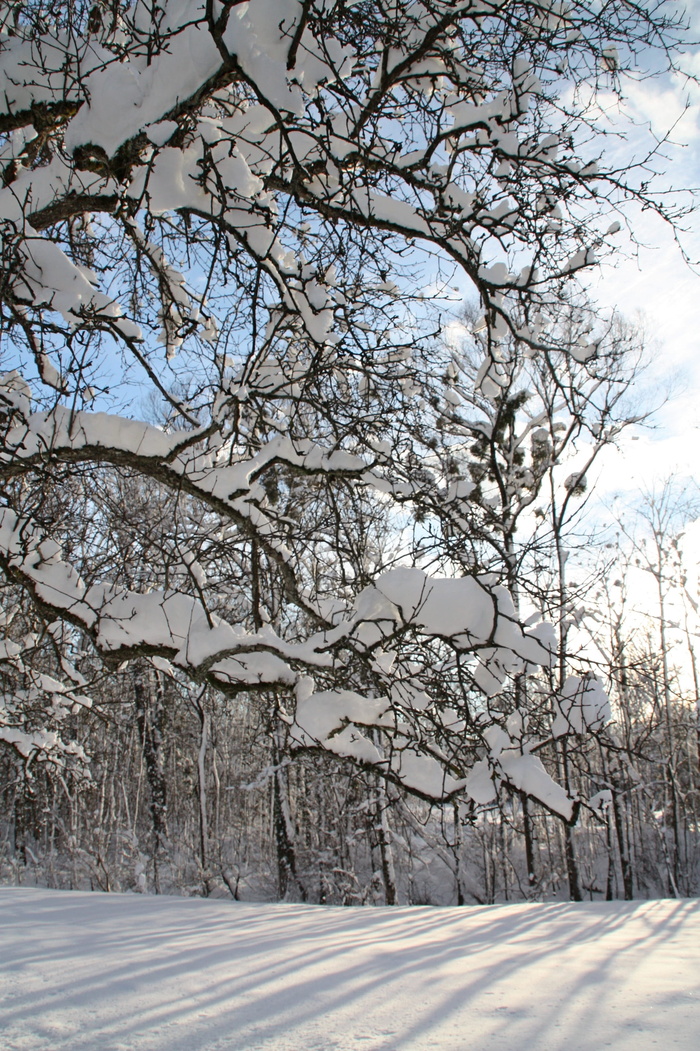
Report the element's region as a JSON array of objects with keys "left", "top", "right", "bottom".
[{"left": 3, "top": 315, "right": 698, "bottom": 905}]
